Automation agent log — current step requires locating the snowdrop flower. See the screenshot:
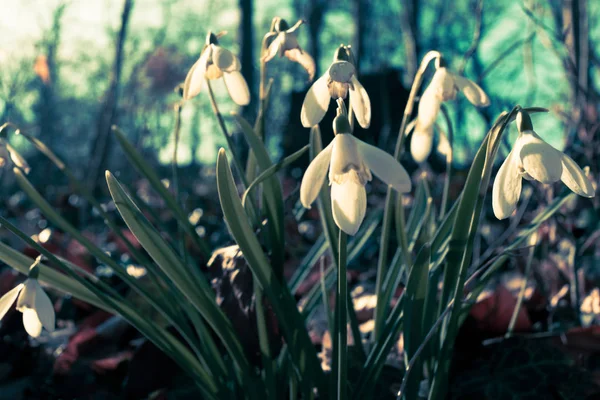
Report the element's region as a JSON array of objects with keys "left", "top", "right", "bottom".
[
  {"left": 300, "top": 101, "right": 411, "bottom": 235},
  {"left": 183, "top": 31, "right": 250, "bottom": 106},
  {"left": 301, "top": 45, "right": 371, "bottom": 129},
  {"left": 0, "top": 138, "right": 30, "bottom": 174},
  {"left": 411, "top": 58, "right": 490, "bottom": 163},
  {"left": 492, "top": 110, "right": 595, "bottom": 220},
  {"left": 0, "top": 257, "right": 55, "bottom": 337},
  {"left": 262, "top": 17, "right": 315, "bottom": 81}
]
